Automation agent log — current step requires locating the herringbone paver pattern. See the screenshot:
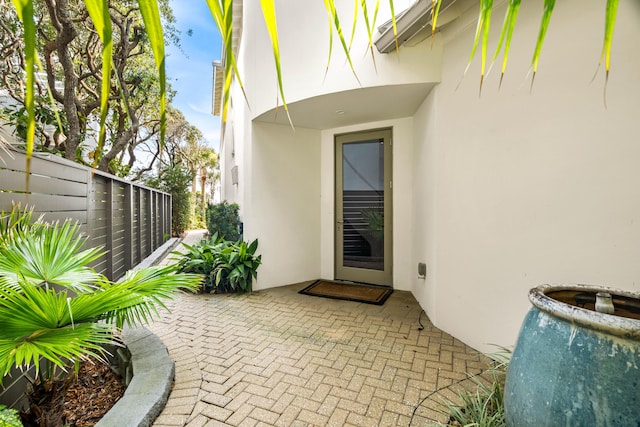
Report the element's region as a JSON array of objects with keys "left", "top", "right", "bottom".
[{"left": 150, "top": 231, "right": 491, "bottom": 427}]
